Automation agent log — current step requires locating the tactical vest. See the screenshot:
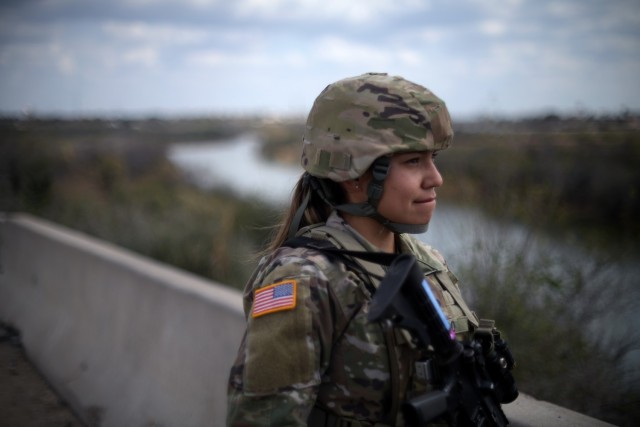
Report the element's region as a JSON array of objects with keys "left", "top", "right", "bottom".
[
  {"left": 297, "top": 223, "right": 480, "bottom": 335},
  {"left": 292, "top": 223, "right": 482, "bottom": 426}
]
